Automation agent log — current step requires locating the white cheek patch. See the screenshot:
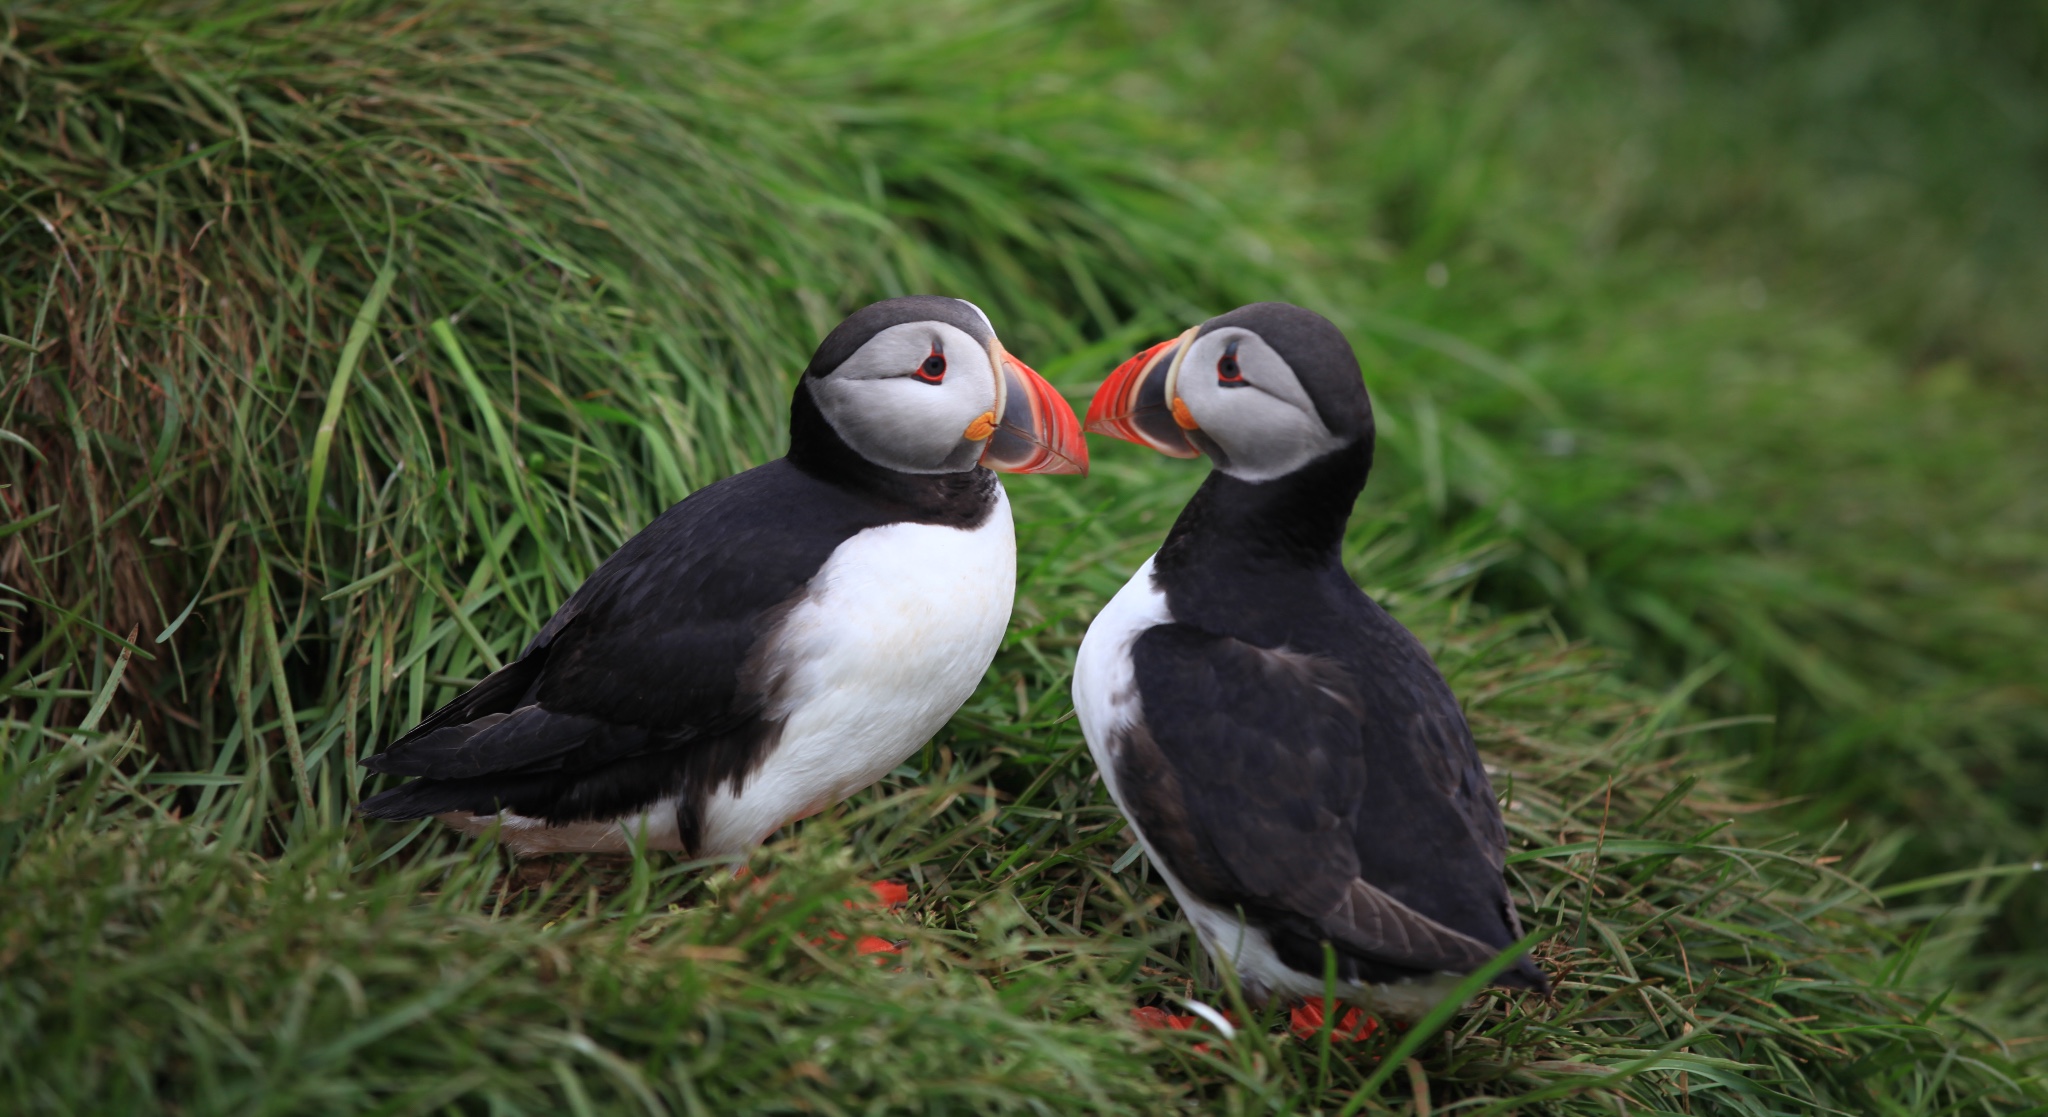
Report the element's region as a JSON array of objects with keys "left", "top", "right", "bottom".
[
  {"left": 810, "top": 321, "right": 999, "bottom": 473},
  {"left": 813, "top": 374, "right": 993, "bottom": 472},
  {"left": 1179, "top": 330, "right": 1345, "bottom": 483}
]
